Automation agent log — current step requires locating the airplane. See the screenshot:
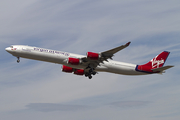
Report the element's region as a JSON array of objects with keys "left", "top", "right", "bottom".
[{"left": 5, "top": 42, "right": 174, "bottom": 79}]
